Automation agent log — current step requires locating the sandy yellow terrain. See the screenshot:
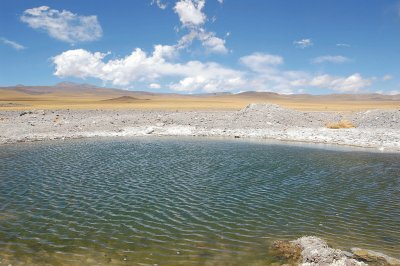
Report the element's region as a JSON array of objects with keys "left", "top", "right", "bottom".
[{"left": 0, "top": 84, "right": 399, "bottom": 112}]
